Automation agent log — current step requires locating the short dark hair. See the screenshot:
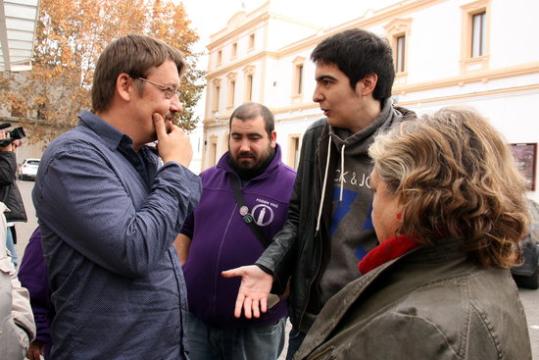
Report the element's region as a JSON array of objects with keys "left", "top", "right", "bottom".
[
  {"left": 311, "top": 28, "right": 395, "bottom": 101},
  {"left": 229, "top": 102, "right": 275, "bottom": 136},
  {"left": 92, "top": 34, "right": 185, "bottom": 112}
]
